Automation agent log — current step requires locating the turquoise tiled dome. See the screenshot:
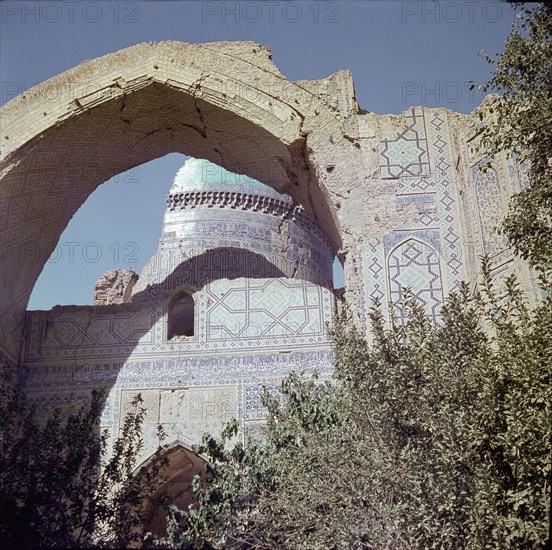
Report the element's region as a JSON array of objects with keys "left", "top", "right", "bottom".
[
  {"left": 132, "top": 156, "right": 335, "bottom": 296},
  {"left": 171, "top": 158, "right": 280, "bottom": 198}
]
